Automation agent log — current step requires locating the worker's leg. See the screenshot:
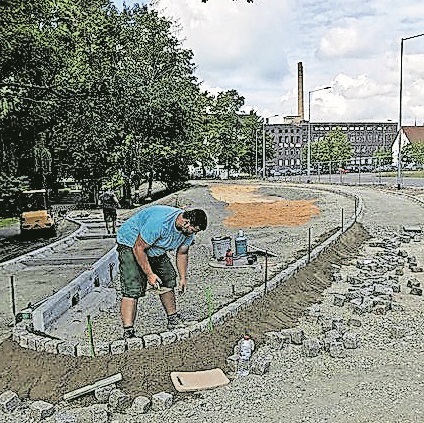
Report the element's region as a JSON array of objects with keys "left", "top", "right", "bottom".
[
  {"left": 118, "top": 245, "right": 146, "bottom": 337},
  {"left": 159, "top": 290, "right": 177, "bottom": 315},
  {"left": 120, "top": 297, "right": 138, "bottom": 327}
]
